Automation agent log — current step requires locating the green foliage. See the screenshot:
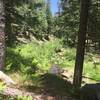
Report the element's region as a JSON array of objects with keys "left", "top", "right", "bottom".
[
  {"left": 0, "top": 93, "right": 33, "bottom": 100},
  {"left": 83, "top": 62, "right": 100, "bottom": 81},
  {"left": 5, "top": 0, "right": 100, "bottom": 50},
  {"left": 83, "top": 53, "right": 100, "bottom": 81},
  {"left": 46, "top": 0, "right": 53, "bottom": 34},
  {"left": 5, "top": 0, "right": 48, "bottom": 45},
  {"left": 0, "top": 82, "right": 6, "bottom": 92},
  {"left": 17, "top": 95, "right": 32, "bottom": 100},
  {"left": 55, "top": 0, "right": 100, "bottom": 49},
  {"left": 5, "top": 38, "right": 100, "bottom": 88},
  {"left": 3, "top": 0, "right": 100, "bottom": 98},
  {"left": 5, "top": 38, "right": 77, "bottom": 85},
  {"left": 6, "top": 39, "right": 64, "bottom": 72},
  {"left": 87, "top": 0, "right": 100, "bottom": 50},
  {"left": 53, "top": 0, "right": 79, "bottom": 46}
]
